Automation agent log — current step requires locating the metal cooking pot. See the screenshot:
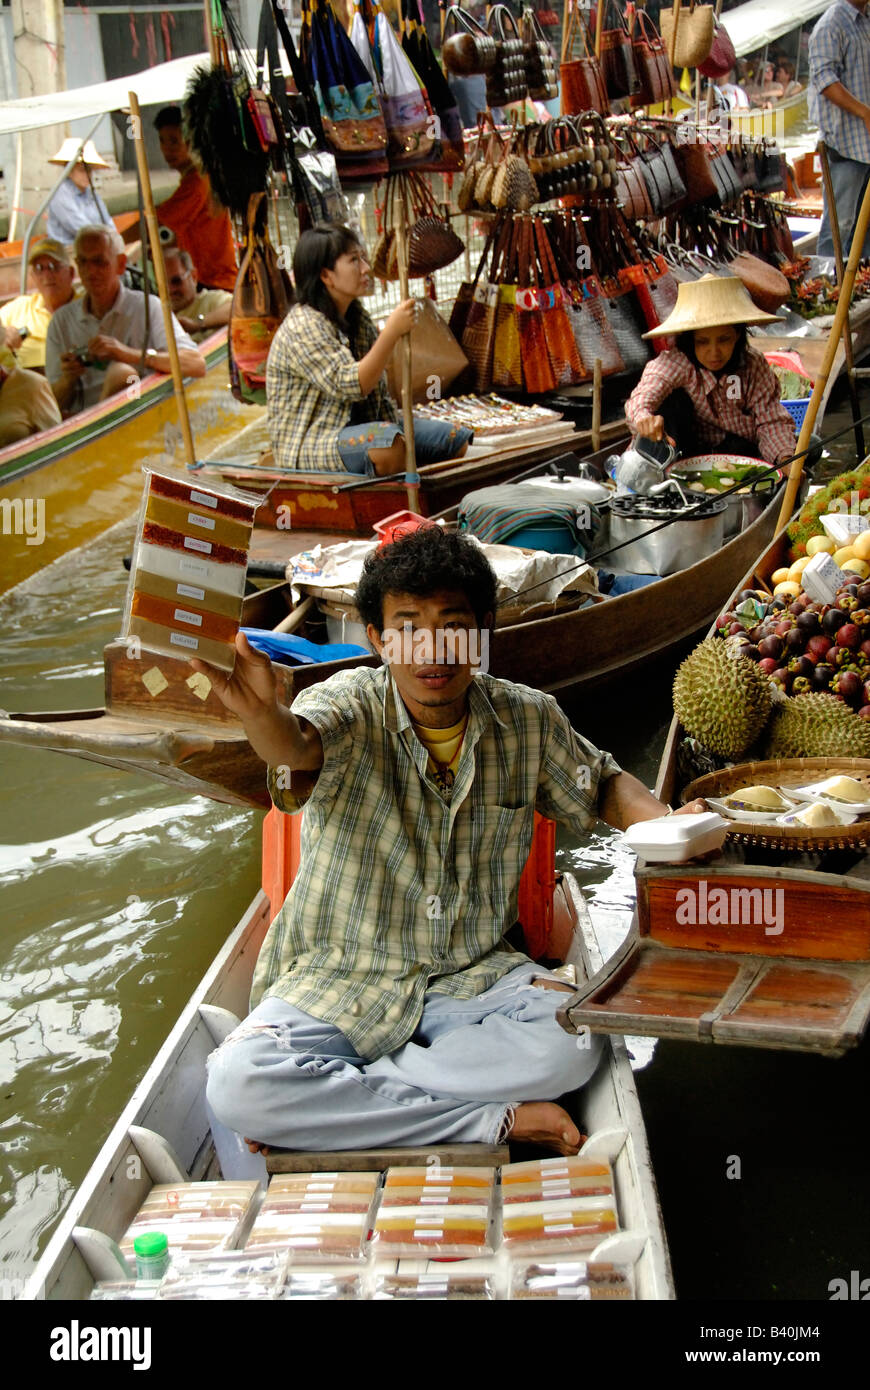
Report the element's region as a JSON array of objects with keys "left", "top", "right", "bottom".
[
  {"left": 669, "top": 456, "right": 777, "bottom": 539},
  {"left": 599, "top": 490, "right": 728, "bottom": 577}
]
